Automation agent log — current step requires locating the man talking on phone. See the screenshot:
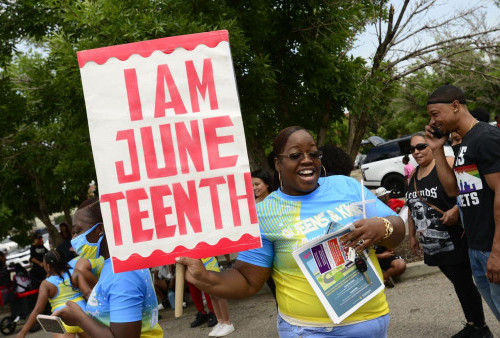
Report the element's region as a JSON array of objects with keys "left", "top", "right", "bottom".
[{"left": 424, "top": 84, "right": 500, "bottom": 325}]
